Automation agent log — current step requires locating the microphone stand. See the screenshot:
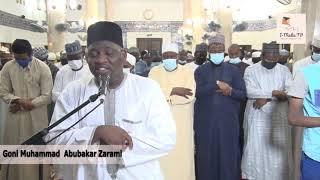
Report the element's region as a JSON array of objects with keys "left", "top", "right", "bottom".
[
  {"left": 7, "top": 92, "right": 103, "bottom": 180},
  {"left": 21, "top": 92, "right": 102, "bottom": 145}
]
